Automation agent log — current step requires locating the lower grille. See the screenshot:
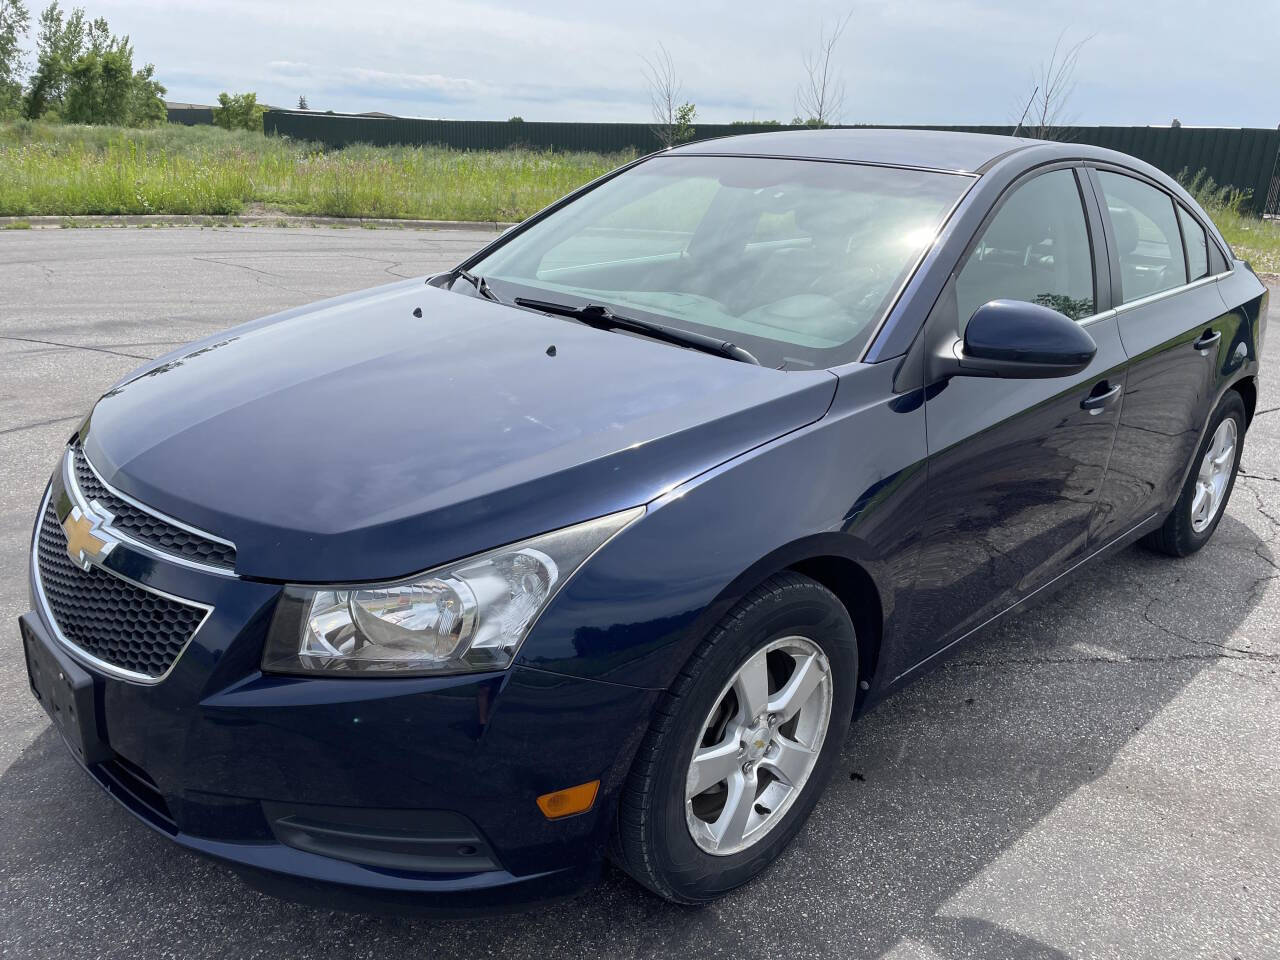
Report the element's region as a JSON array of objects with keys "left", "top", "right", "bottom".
[{"left": 35, "top": 499, "right": 208, "bottom": 680}]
